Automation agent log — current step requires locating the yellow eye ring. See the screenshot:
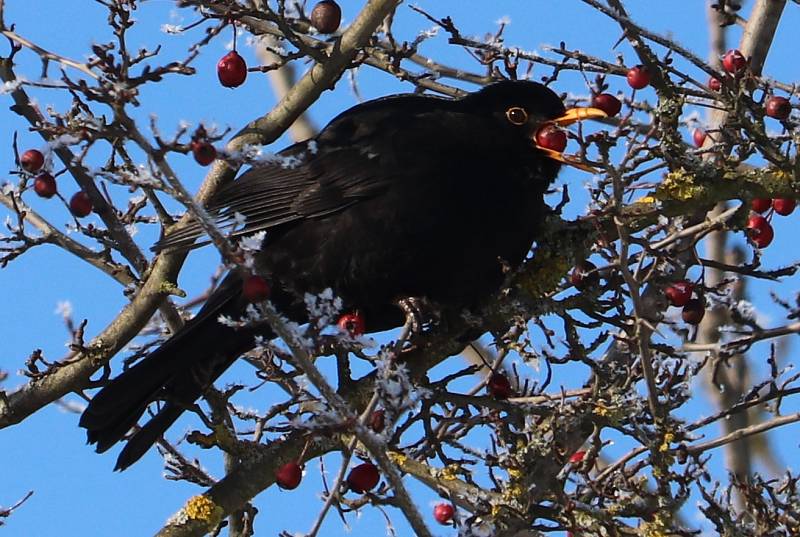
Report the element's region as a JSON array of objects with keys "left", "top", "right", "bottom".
[{"left": 505, "top": 107, "right": 528, "bottom": 125}]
